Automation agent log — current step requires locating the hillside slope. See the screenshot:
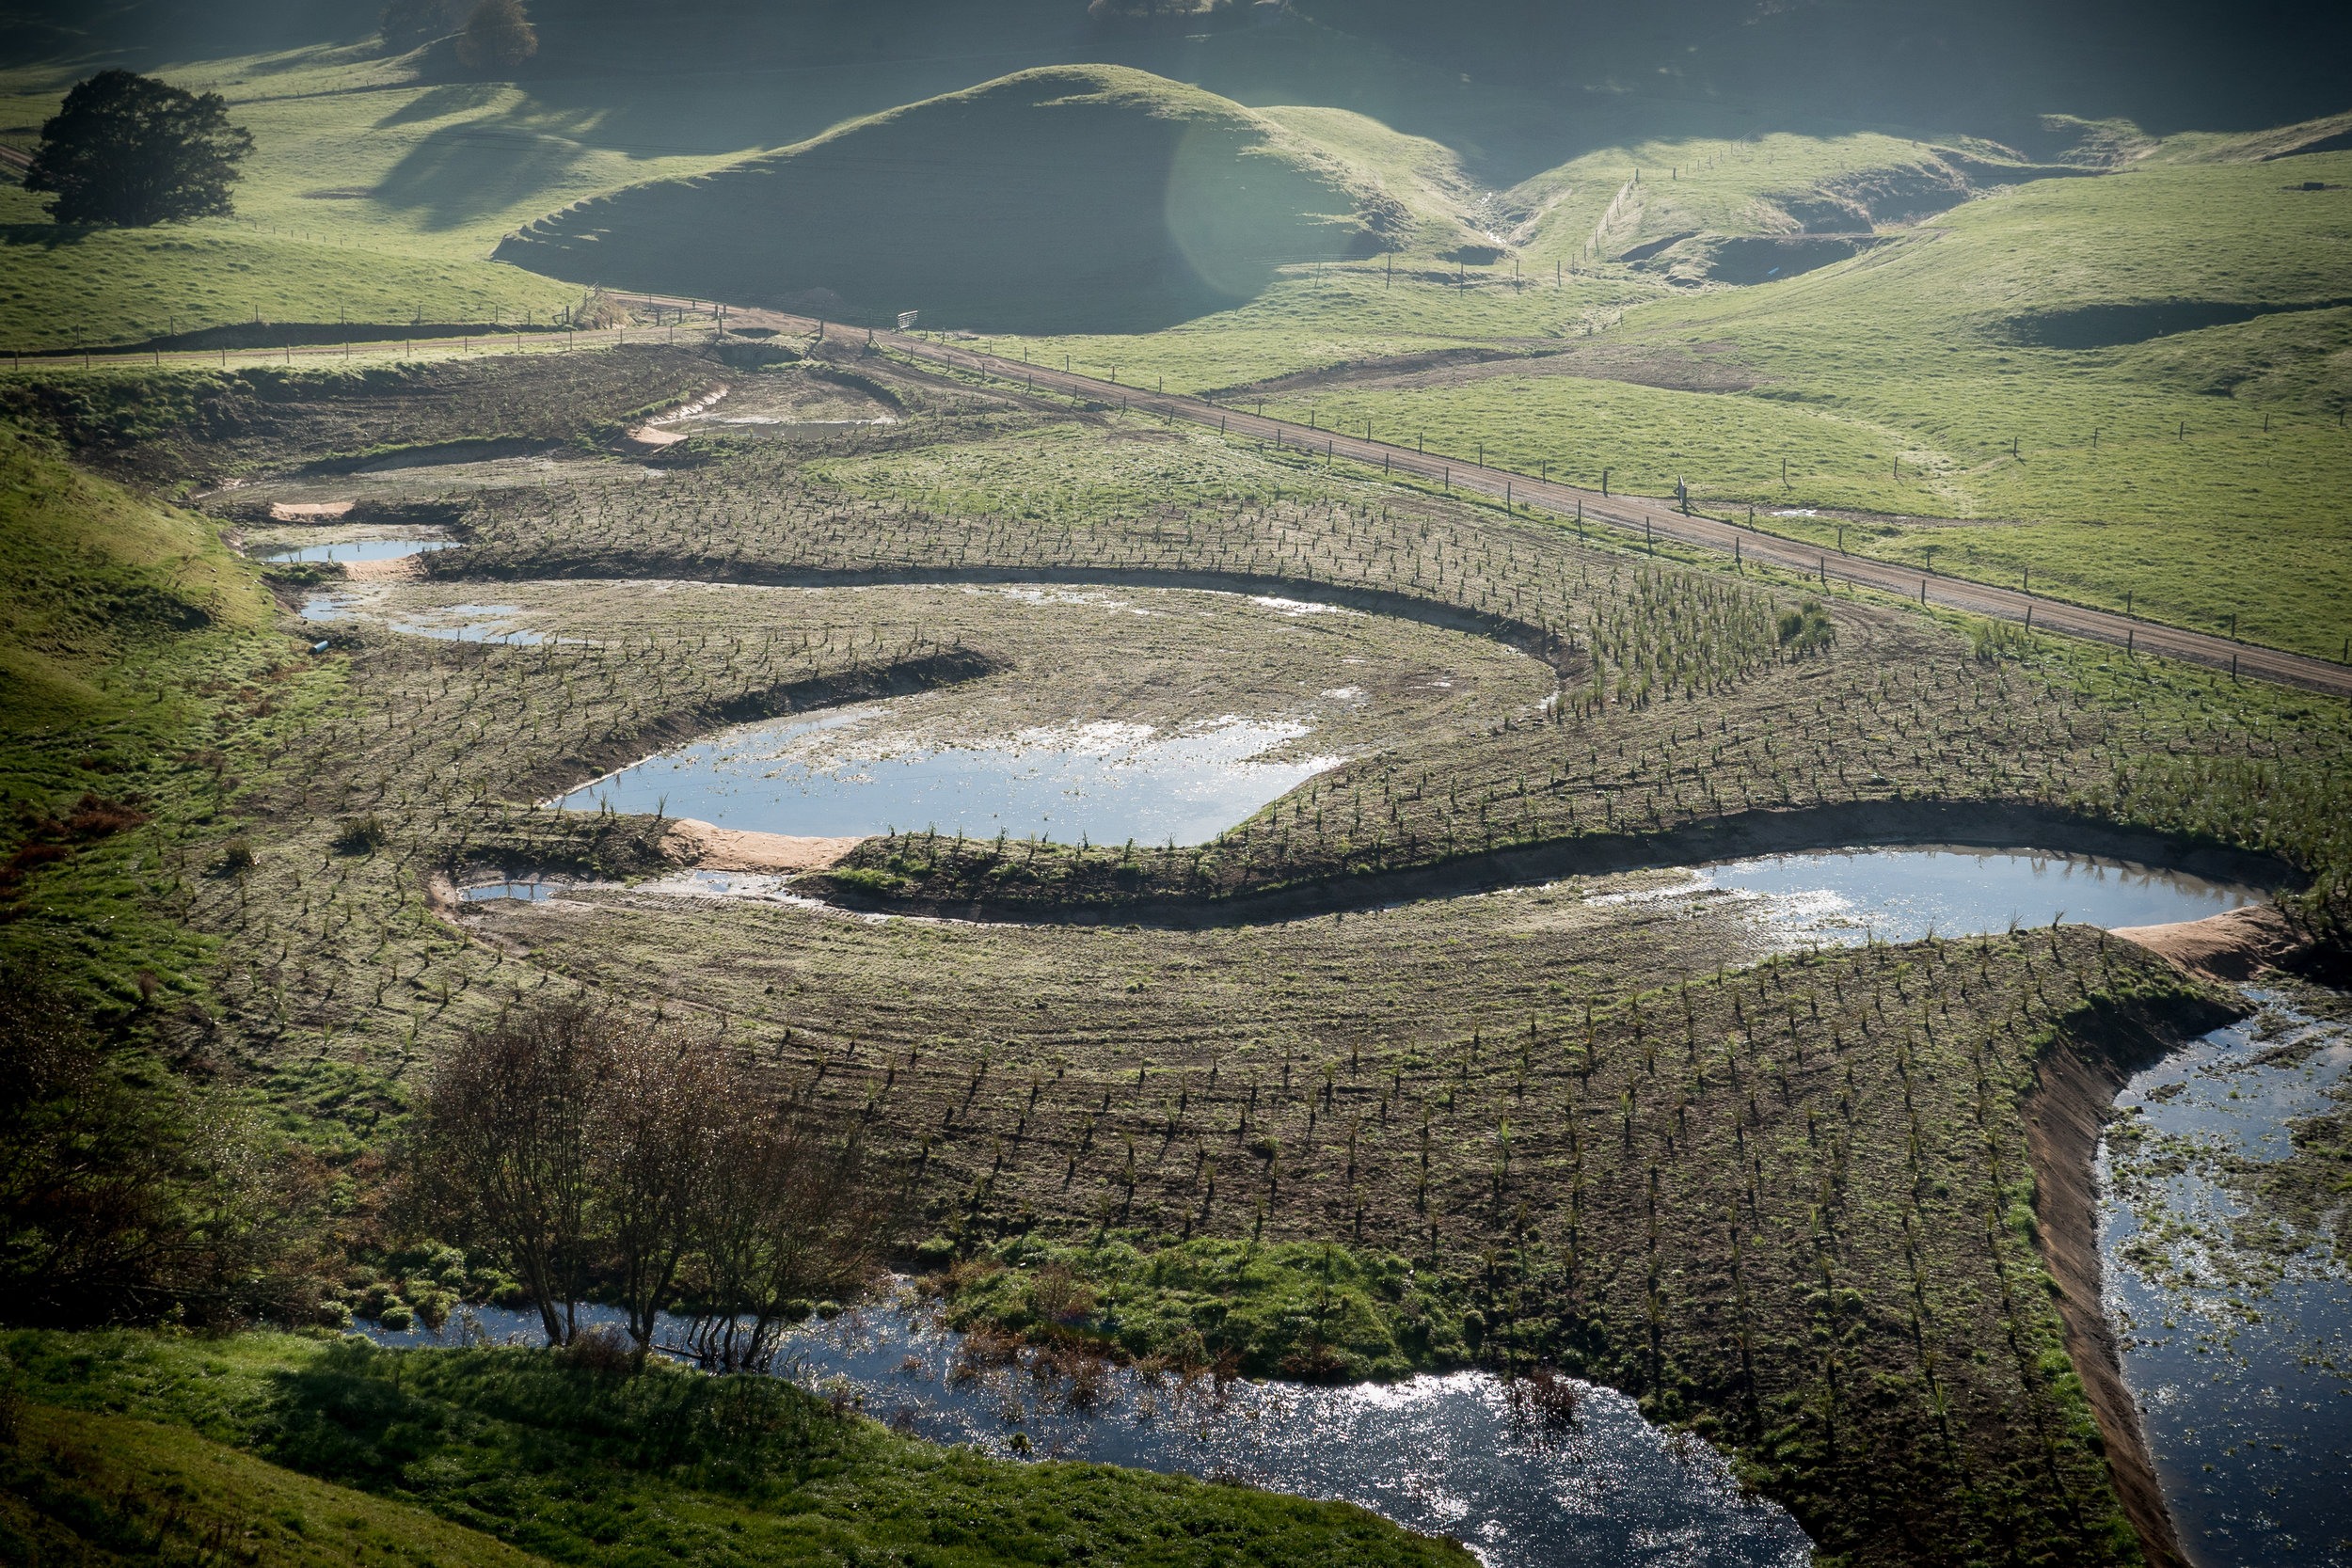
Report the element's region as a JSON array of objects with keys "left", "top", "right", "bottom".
[{"left": 494, "top": 66, "right": 1426, "bottom": 333}]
